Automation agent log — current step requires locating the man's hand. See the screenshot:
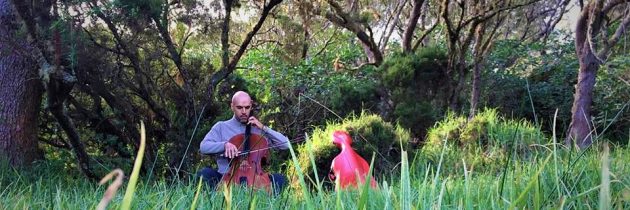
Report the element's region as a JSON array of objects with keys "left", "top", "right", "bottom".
[
  {"left": 224, "top": 142, "right": 239, "bottom": 158},
  {"left": 248, "top": 116, "right": 265, "bottom": 130}
]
